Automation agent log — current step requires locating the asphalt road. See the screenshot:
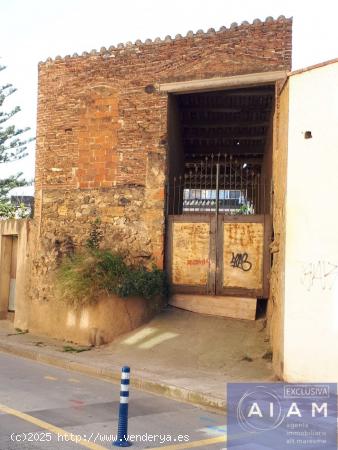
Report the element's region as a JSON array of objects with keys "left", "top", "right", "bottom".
[{"left": 0, "top": 352, "right": 226, "bottom": 450}]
